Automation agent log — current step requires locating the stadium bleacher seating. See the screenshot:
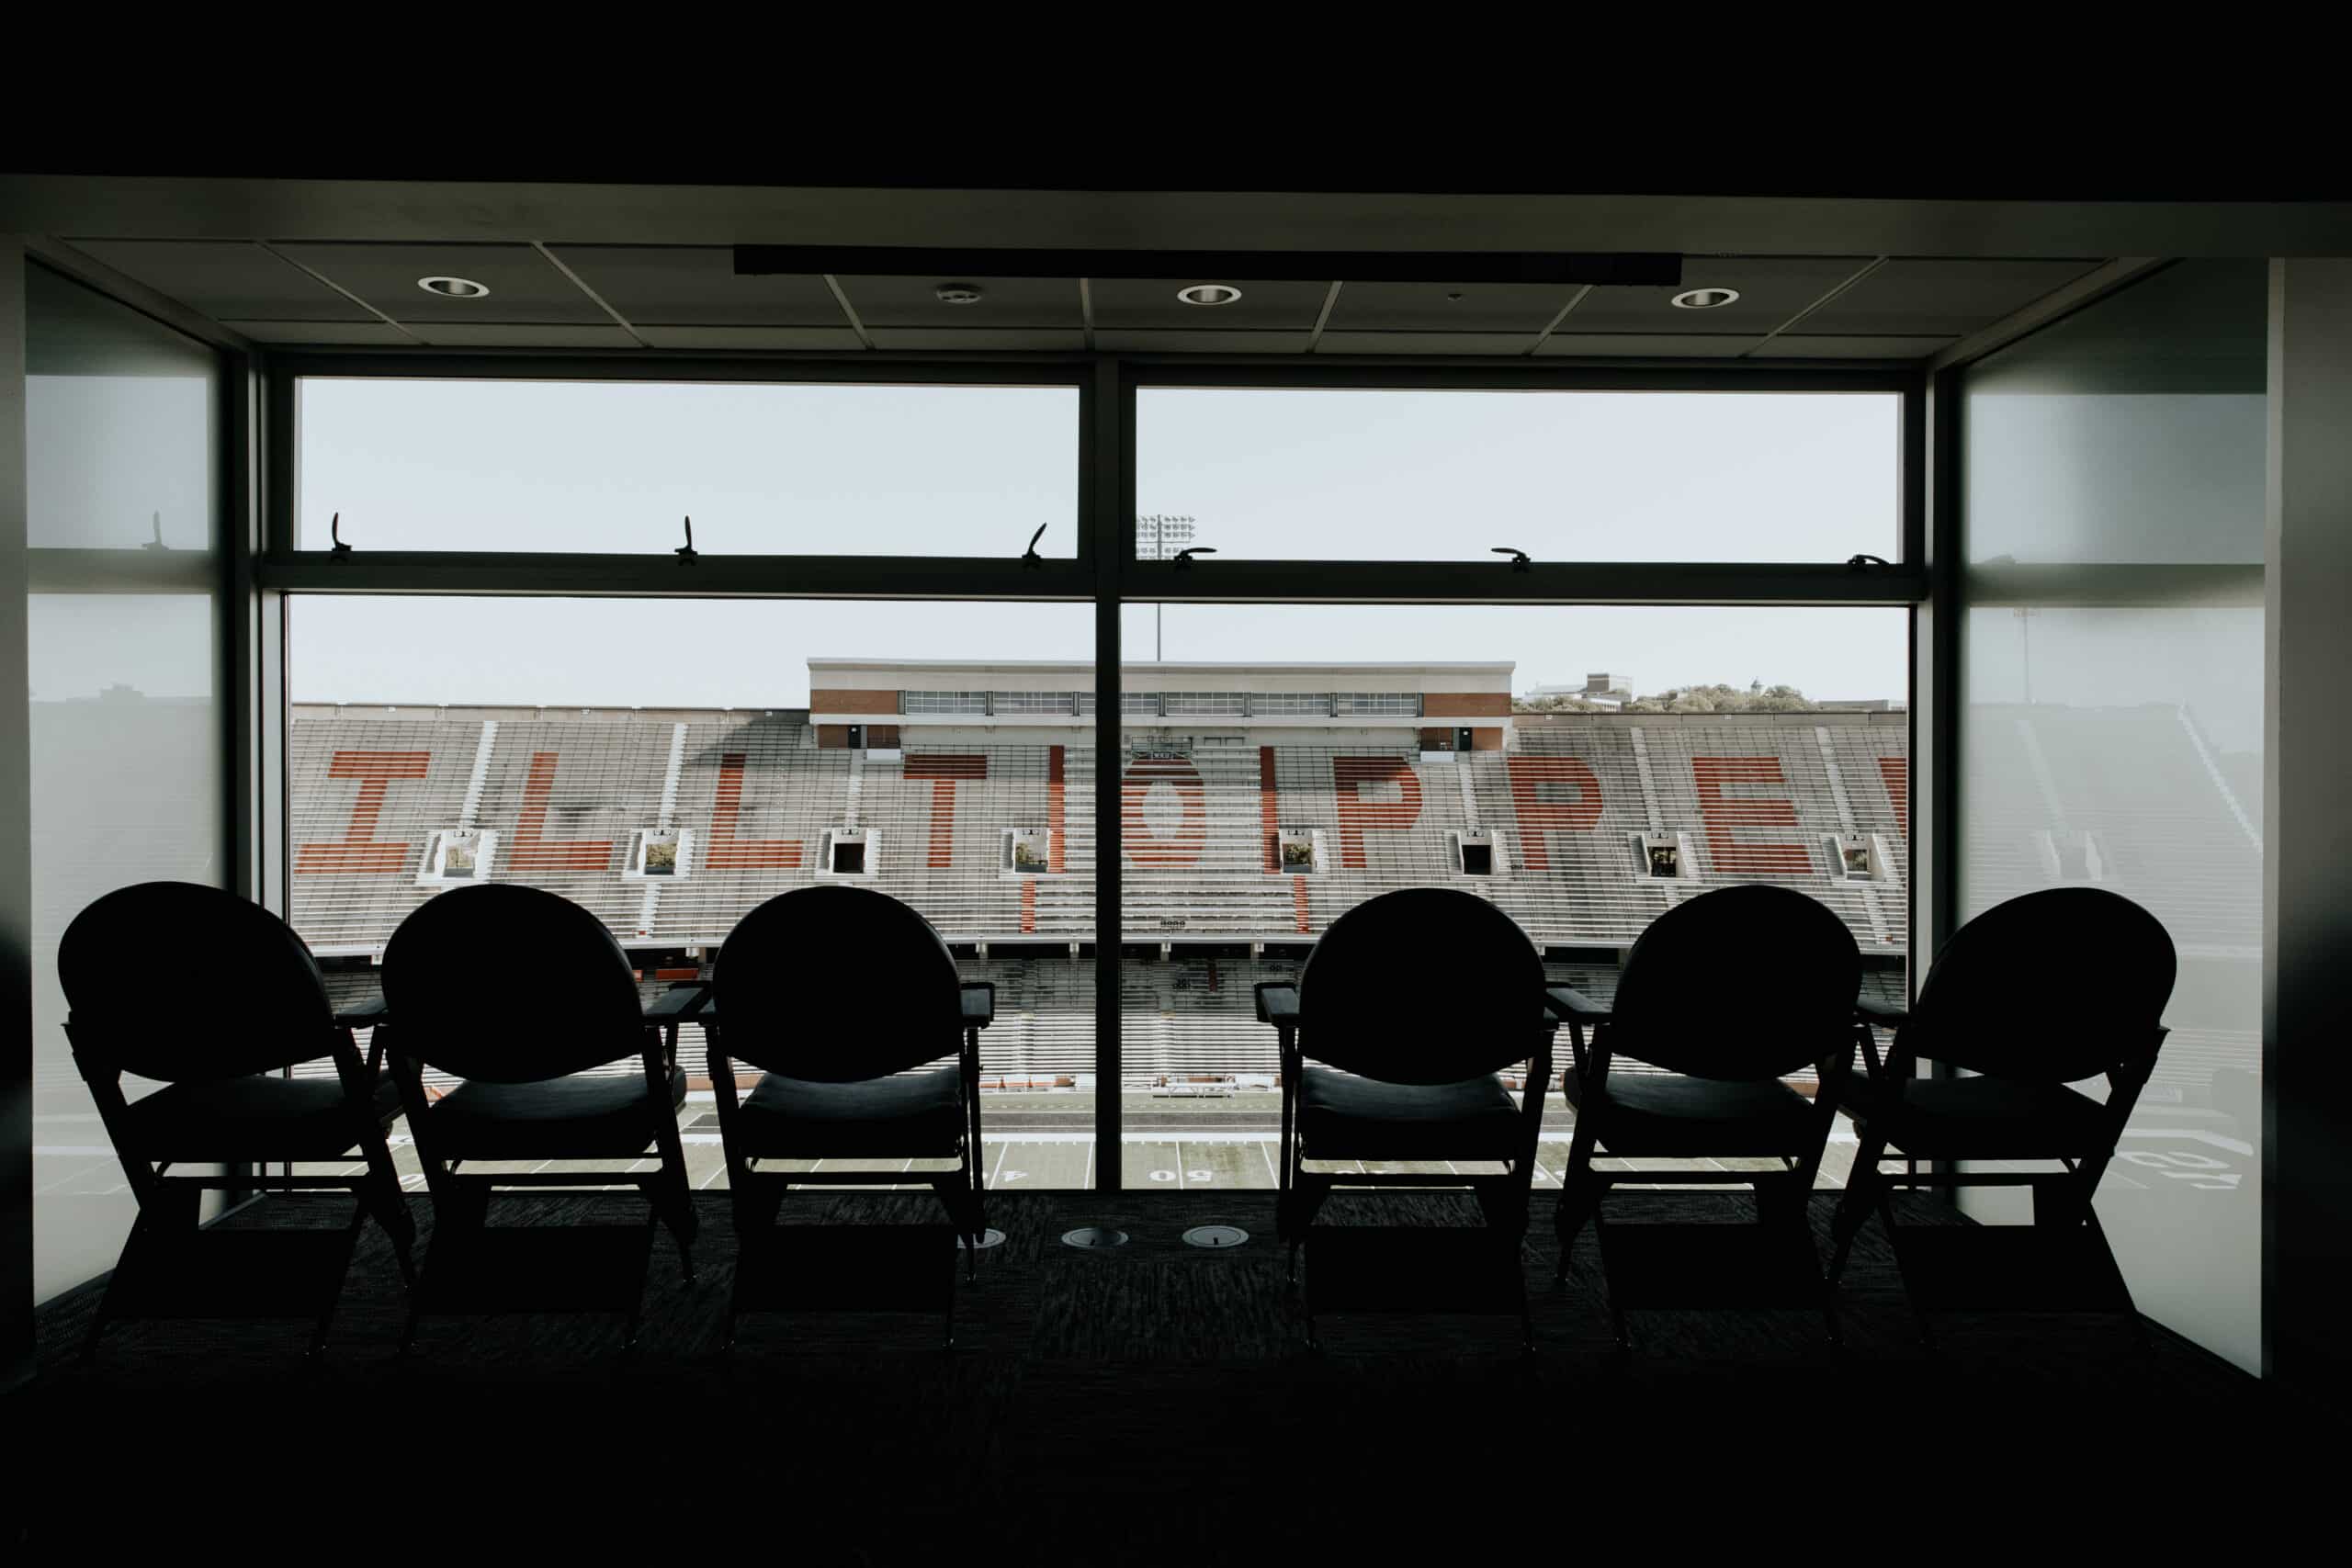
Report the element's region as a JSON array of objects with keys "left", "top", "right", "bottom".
[{"left": 279, "top": 698, "right": 2246, "bottom": 1100}]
